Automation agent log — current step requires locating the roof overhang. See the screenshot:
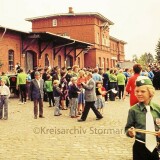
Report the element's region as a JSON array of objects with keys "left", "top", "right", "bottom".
[
  {"left": 0, "top": 25, "right": 28, "bottom": 34},
  {"left": 110, "top": 36, "right": 127, "bottom": 44},
  {"left": 27, "top": 32, "right": 92, "bottom": 49},
  {"left": 25, "top": 12, "right": 114, "bottom": 25}
]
